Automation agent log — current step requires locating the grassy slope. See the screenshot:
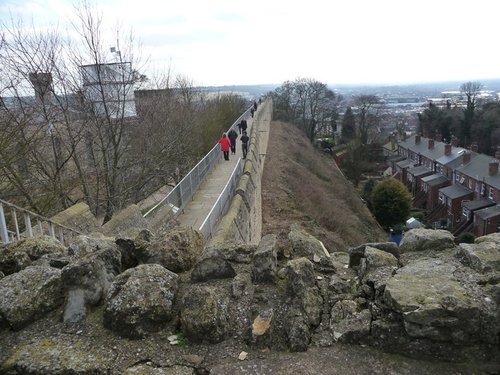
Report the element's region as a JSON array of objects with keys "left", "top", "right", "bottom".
[{"left": 261, "top": 121, "right": 387, "bottom": 253}]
